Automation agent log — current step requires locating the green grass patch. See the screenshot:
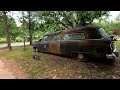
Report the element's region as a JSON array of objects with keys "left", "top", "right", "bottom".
[
  {"left": 0, "top": 38, "right": 6, "bottom": 43},
  {"left": 0, "top": 46, "right": 52, "bottom": 78},
  {"left": 115, "top": 41, "right": 120, "bottom": 52}
]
